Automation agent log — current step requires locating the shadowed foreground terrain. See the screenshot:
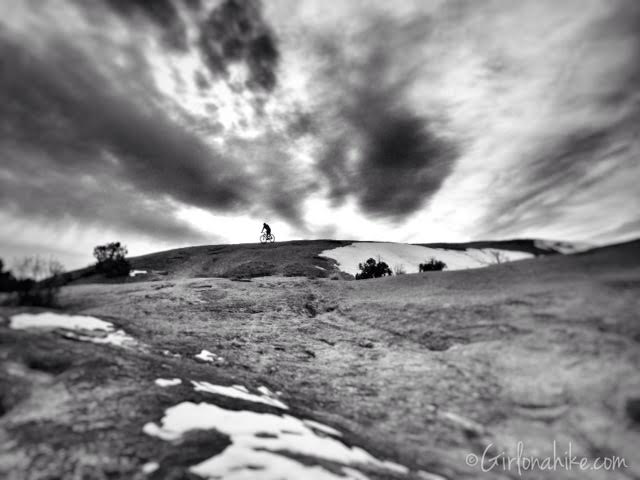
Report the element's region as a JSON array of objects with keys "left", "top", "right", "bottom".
[{"left": 1, "top": 240, "right": 639, "bottom": 479}]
